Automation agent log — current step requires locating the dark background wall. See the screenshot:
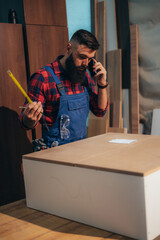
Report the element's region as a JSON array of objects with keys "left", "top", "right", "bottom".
[{"left": 0, "top": 0, "right": 25, "bottom": 24}]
